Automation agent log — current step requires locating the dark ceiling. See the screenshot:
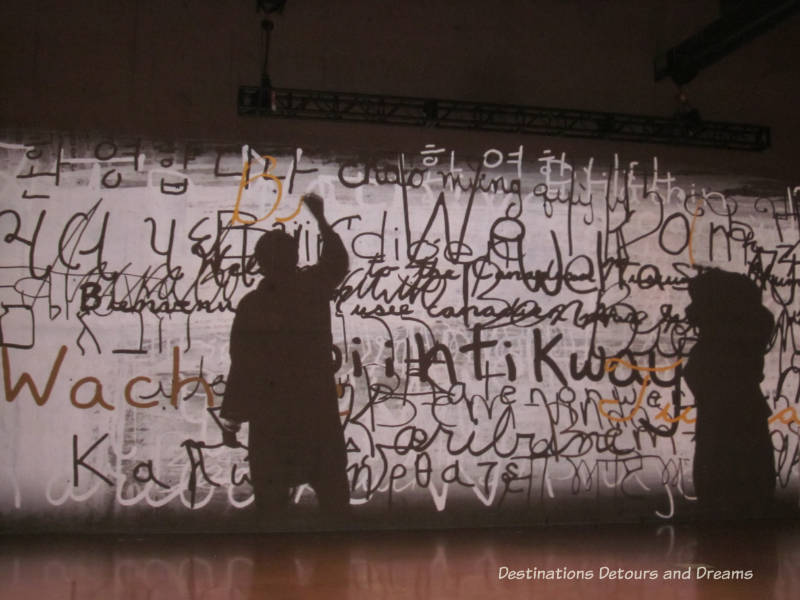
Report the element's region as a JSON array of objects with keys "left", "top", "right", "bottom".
[{"left": 1, "top": 0, "right": 798, "bottom": 176}]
